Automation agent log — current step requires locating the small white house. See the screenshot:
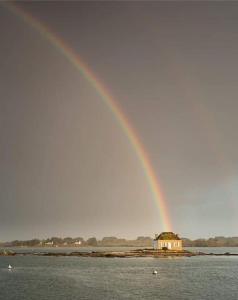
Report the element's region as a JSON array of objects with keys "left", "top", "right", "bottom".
[
  {"left": 153, "top": 232, "right": 182, "bottom": 250},
  {"left": 74, "top": 240, "right": 82, "bottom": 246},
  {"left": 45, "top": 241, "right": 54, "bottom": 246}
]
